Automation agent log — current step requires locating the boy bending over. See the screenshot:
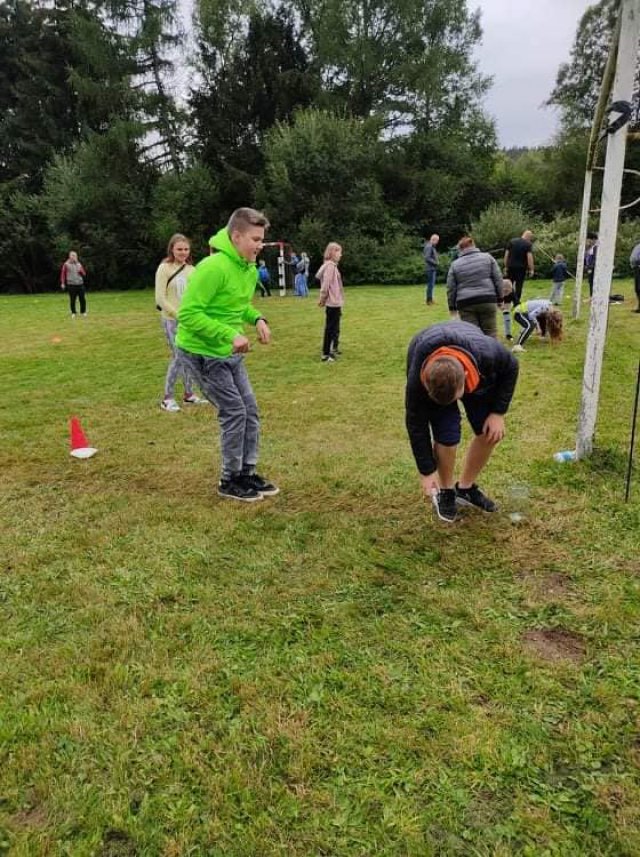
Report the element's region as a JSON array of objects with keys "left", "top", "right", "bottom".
[{"left": 405, "top": 321, "right": 519, "bottom": 522}]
